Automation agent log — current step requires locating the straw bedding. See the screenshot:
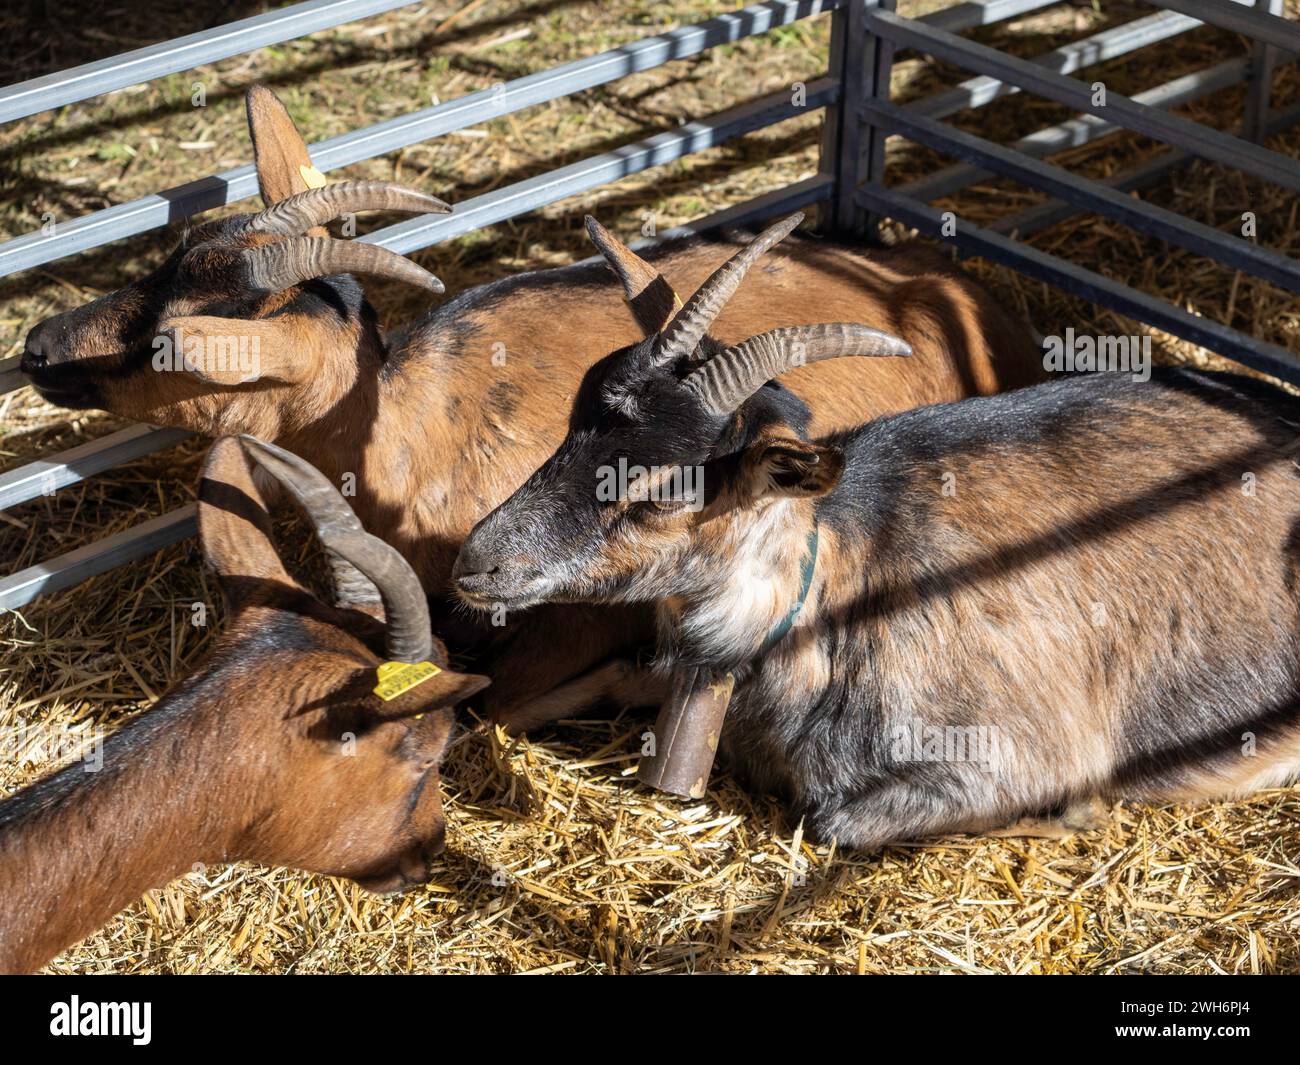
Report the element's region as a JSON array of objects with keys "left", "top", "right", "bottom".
[{"left": 2, "top": 0, "right": 1298, "bottom": 973}]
